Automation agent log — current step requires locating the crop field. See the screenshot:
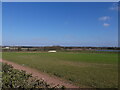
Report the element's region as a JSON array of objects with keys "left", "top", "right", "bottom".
[{"left": 2, "top": 51, "right": 118, "bottom": 88}]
